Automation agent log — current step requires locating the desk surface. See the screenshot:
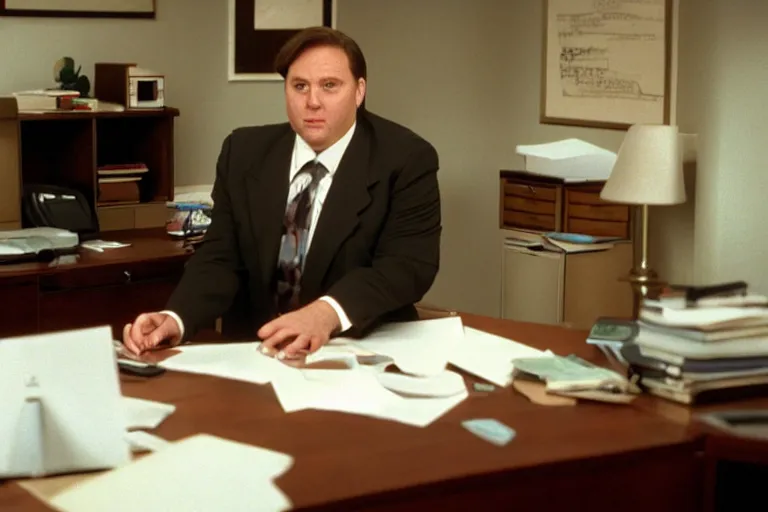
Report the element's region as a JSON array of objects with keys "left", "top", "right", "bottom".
[
  {"left": 3, "top": 314, "right": 759, "bottom": 511},
  {"left": 0, "top": 229, "right": 190, "bottom": 280}
]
